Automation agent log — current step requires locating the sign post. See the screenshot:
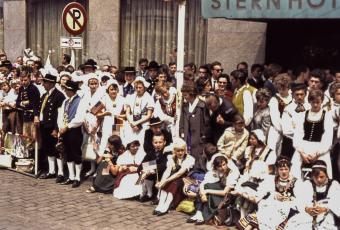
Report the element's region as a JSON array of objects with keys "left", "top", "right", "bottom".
[{"left": 61, "top": 2, "right": 87, "bottom": 66}]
